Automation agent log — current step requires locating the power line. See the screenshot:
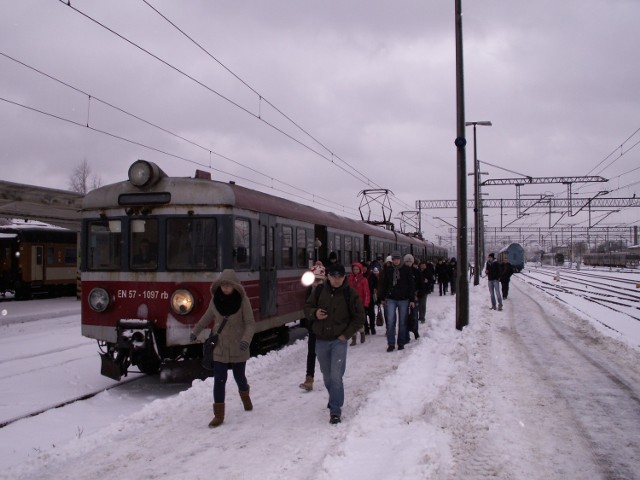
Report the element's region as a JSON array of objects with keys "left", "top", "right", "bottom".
[
  {"left": 0, "top": 50, "right": 363, "bottom": 216},
  {"left": 0, "top": 95, "right": 372, "bottom": 218},
  {"left": 55, "top": 0, "right": 415, "bottom": 213}
]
